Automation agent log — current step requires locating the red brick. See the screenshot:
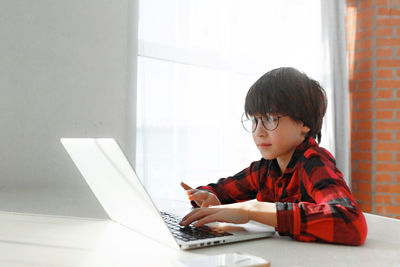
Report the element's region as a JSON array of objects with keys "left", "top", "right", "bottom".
[
  {"left": 358, "top": 141, "right": 372, "bottom": 150},
  {"left": 358, "top": 120, "right": 373, "bottom": 130},
  {"left": 358, "top": 161, "right": 372, "bottom": 171},
  {"left": 349, "top": 81, "right": 356, "bottom": 91},
  {"left": 354, "top": 71, "right": 374, "bottom": 80},
  {"left": 377, "top": 18, "right": 400, "bottom": 27},
  {"left": 352, "top": 151, "right": 372, "bottom": 161},
  {"left": 397, "top": 28, "right": 400, "bottom": 36},
  {"left": 357, "top": 60, "right": 372, "bottom": 70},
  {"left": 376, "top": 173, "right": 393, "bottom": 182},
  {"left": 398, "top": 89, "right": 400, "bottom": 97},
  {"left": 377, "top": 69, "right": 393, "bottom": 78},
  {"left": 377, "top": 38, "right": 400, "bottom": 47},
  {"left": 358, "top": 39, "right": 373, "bottom": 50},
  {"left": 377, "top": 132, "right": 394, "bottom": 141},
  {"left": 377, "top": 48, "right": 393, "bottom": 57},
  {"left": 357, "top": 100, "right": 372, "bottom": 109},
  {"left": 397, "top": 133, "right": 400, "bottom": 140},
  {"left": 352, "top": 90, "right": 373, "bottom": 100},
  {"left": 356, "top": 29, "right": 373, "bottom": 40},
  {"left": 397, "top": 152, "right": 400, "bottom": 161},
  {"left": 377, "top": 59, "right": 400, "bottom": 67},
  {"left": 359, "top": 18, "right": 374, "bottom": 29},
  {"left": 376, "top": 80, "right": 400, "bottom": 88},
  {"left": 351, "top": 180, "right": 358, "bottom": 191},
  {"left": 395, "top": 195, "right": 400, "bottom": 204},
  {"left": 378, "top": 7, "right": 400, "bottom": 16},
  {"left": 355, "top": 50, "right": 373, "bottom": 60},
  {"left": 376, "top": 205, "right": 400, "bottom": 215},
  {"left": 352, "top": 171, "right": 372, "bottom": 181},
  {"left": 376, "top": 89, "right": 393, "bottom": 98},
  {"left": 376, "top": 132, "right": 393, "bottom": 141},
  {"left": 359, "top": 8, "right": 375, "bottom": 20},
  {"left": 376, "top": 195, "right": 392, "bottom": 204},
  {"left": 351, "top": 120, "right": 356, "bottom": 131},
  {"left": 351, "top": 131, "right": 373, "bottom": 140},
  {"left": 376, "top": 162, "right": 400, "bottom": 172},
  {"left": 377, "top": 152, "right": 393, "bottom": 161},
  {"left": 354, "top": 70, "right": 373, "bottom": 80},
  {"left": 356, "top": 81, "right": 373, "bottom": 90},
  {"left": 376, "top": 100, "right": 400, "bottom": 109},
  {"left": 360, "top": 0, "right": 374, "bottom": 9},
  {"left": 376, "top": 110, "right": 394, "bottom": 119},
  {"left": 350, "top": 99, "right": 356, "bottom": 111},
  {"left": 376, "top": 0, "right": 388, "bottom": 5},
  {"left": 376, "top": 184, "right": 400, "bottom": 193},
  {"left": 357, "top": 181, "right": 372, "bottom": 192},
  {"left": 397, "top": 174, "right": 400, "bottom": 182},
  {"left": 376, "top": 141, "right": 400, "bottom": 151},
  {"left": 376, "top": 121, "right": 400, "bottom": 130},
  {"left": 397, "top": 111, "right": 400, "bottom": 118},
  {"left": 377, "top": 27, "right": 393, "bottom": 36},
  {"left": 351, "top": 111, "right": 373, "bottom": 120},
  {"left": 354, "top": 192, "right": 372, "bottom": 202}
]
